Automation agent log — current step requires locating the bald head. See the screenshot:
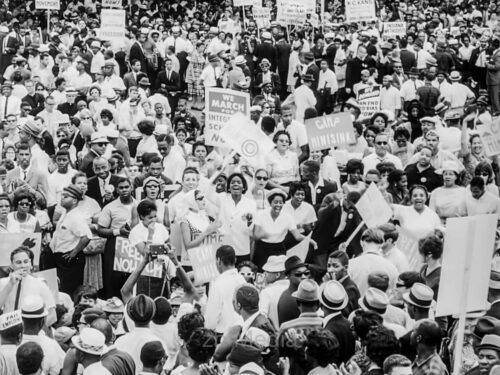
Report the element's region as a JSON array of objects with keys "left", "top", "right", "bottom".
[{"left": 91, "top": 318, "right": 113, "bottom": 345}]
